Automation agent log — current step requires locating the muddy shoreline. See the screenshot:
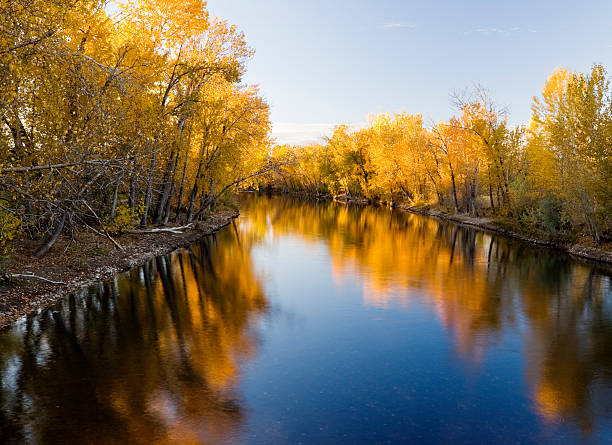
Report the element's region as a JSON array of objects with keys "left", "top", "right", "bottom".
[{"left": 0, "top": 209, "right": 239, "bottom": 329}]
